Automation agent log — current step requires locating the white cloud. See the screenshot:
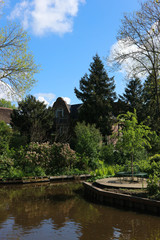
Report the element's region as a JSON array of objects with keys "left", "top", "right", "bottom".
[
  {"left": 37, "top": 96, "right": 49, "bottom": 106},
  {"left": 108, "top": 22, "right": 160, "bottom": 80},
  {"left": 35, "top": 93, "right": 56, "bottom": 106},
  {"left": 108, "top": 38, "right": 150, "bottom": 79},
  {"left": 62, "top": 97, "right": 71, "bottom": 104},
  {"left": 0, "top": 82, "right": 21, "bottom": 101},
  {"left": 34, "top": 93, "right": 71, "bottom": 106},
  {"left": 9, "top": 0, "right": 86, "bottom": 36}
]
